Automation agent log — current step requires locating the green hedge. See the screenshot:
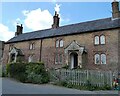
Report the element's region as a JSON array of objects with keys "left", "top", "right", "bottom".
[
  {"left": 25, "top": 62, "right": 49, "bottom": 84},
  {"left": 6, "top": 62, "right": 27, "bottom": 82},
  {"left": 6, "top": 62, "right": 49, "bottom": 84}
]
